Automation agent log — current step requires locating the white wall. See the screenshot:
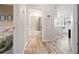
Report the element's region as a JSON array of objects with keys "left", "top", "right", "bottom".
[
  {"left": 13, "top": 5, "right": 28, "bottom": 54},
  {"left": 57, "top": 5, "right": 73, "bottom": 17},
  {"left": 42, "top": 5, "right": 57, "bottom": 41}
]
